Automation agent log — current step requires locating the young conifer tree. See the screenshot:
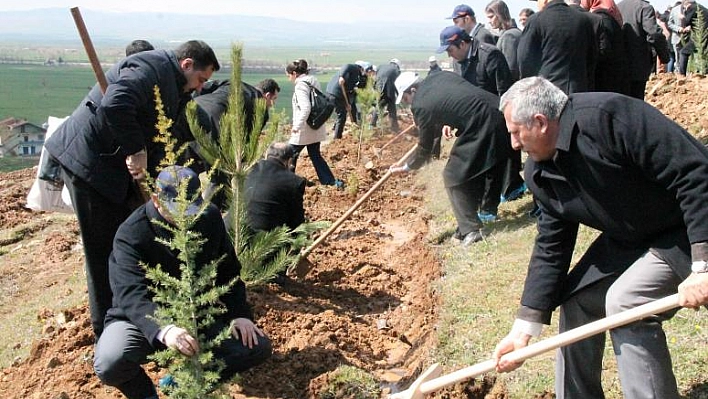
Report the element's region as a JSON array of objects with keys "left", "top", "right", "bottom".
[
  {"left": 186, "top": 44, "right": 326, "bottom": 285},
  {"left": 143, "top": 86, "right": 232, "bottom": 399},
  {"left": 690, "top": 6, "right": 708, "bottom": 74}
]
